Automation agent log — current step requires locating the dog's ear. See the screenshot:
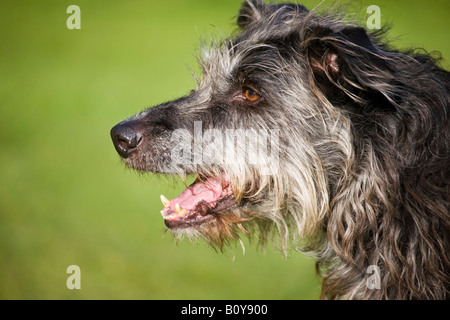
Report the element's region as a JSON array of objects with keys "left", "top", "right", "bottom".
[
  {"left": 307, "top": 25, "right": 396, "bottom": 107},
  {"left": 308, "top": 26, "right": 382, "bottom": 78},
  {"left": 237, "top": 0, "right": 309, "bottom": 29},
  {"left": 337, "top": 26, "right": 379, "bottom": 54}
]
